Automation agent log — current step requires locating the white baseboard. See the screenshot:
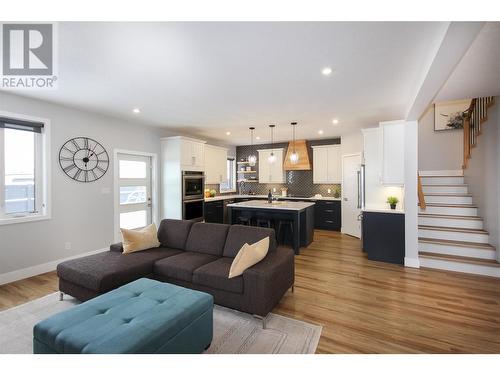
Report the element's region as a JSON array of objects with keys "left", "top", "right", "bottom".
[
  {"left": 404, "top": 257, "right": 420, "bottom": 268},
  {"left": 0, "top": 247, "right": 108, "bottom": 285}
]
